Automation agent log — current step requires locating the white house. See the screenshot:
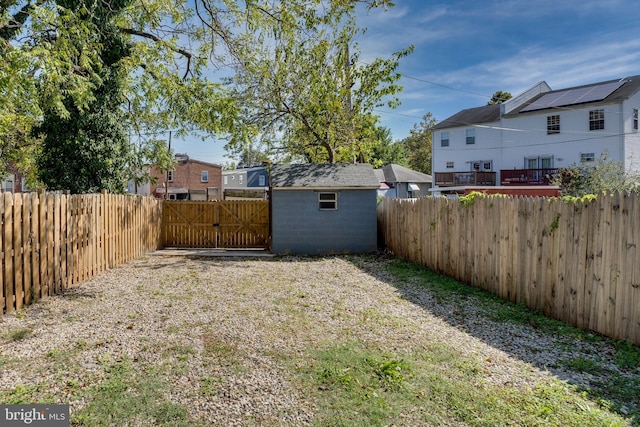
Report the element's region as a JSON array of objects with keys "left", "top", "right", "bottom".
[{"left": 431, "top": 75, "right": 640, "bottom": 194}]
